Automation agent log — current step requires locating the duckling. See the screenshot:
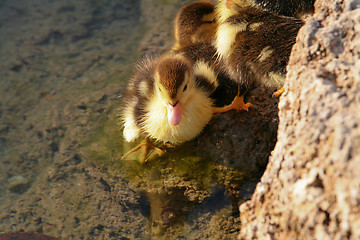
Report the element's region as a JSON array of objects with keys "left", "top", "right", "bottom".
[
  {"left": 172, "top": 1, "right": 218, "bottom": 51},
  {"left": 122, "top": 54, "right": 218, "bottom": 161},
  {"left": 215, "top": 0, "right": 304, "bottom": 97},
  {"left": 253, "top": 0, "right": 315, "bottom": 19}
]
